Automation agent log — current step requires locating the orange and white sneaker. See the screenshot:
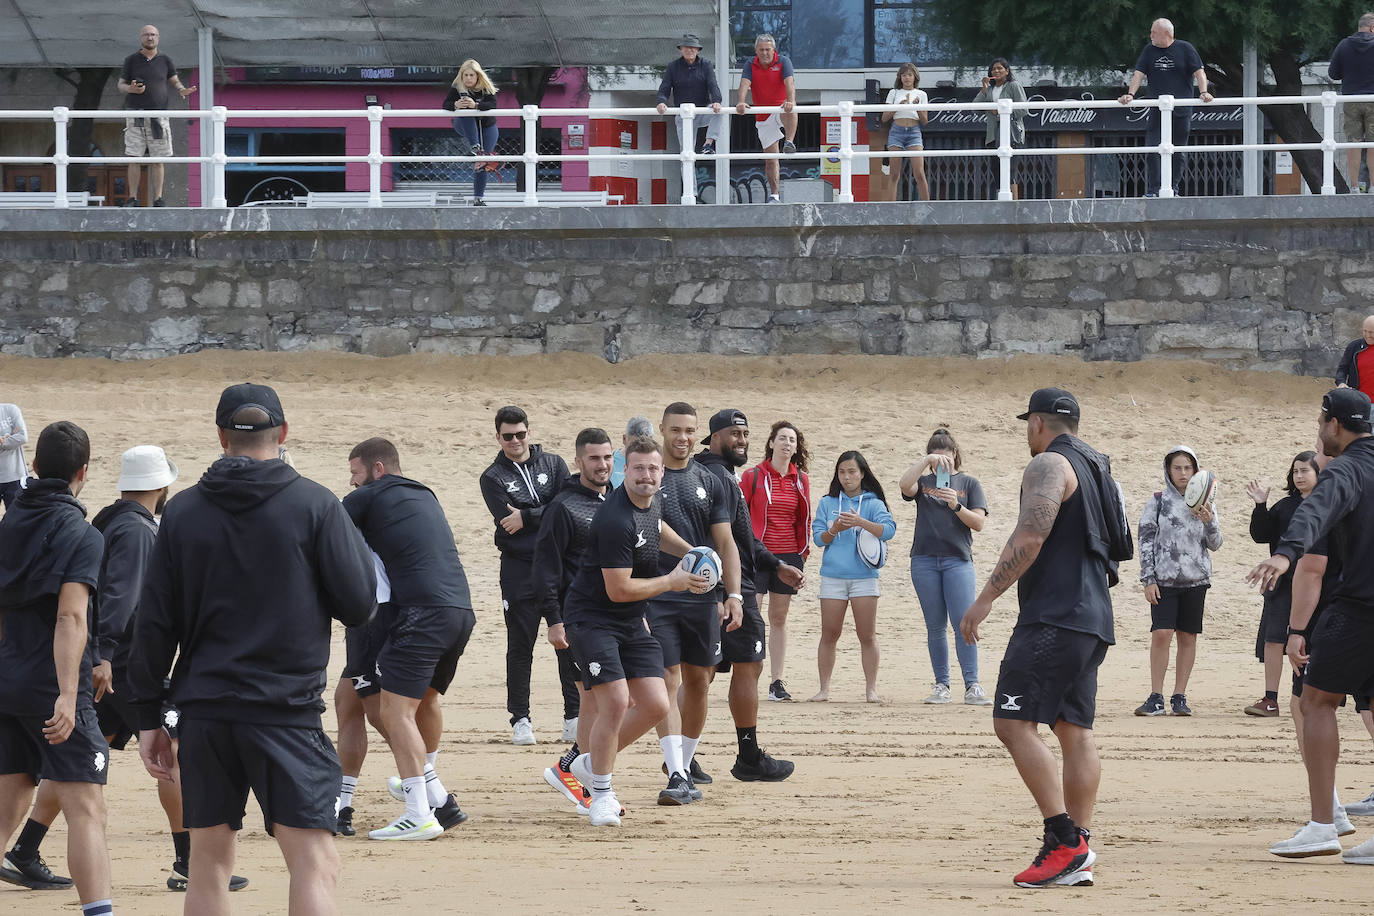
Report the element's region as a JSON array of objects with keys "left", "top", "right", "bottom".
[
  {"left": 543, "top": 765, "right": 584, "bottom": 807},
  {"left": 1014, "top": 831, "right": 1092, "bottom": 888}
]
